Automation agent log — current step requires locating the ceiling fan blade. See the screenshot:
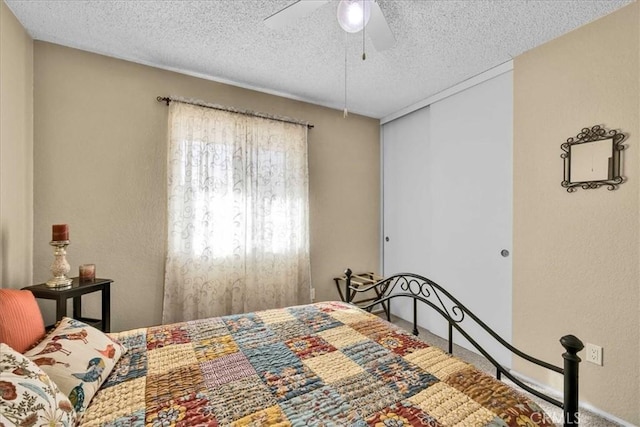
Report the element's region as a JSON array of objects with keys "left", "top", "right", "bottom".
[
  {"left": 367, "top": 1, "right": 395, "bottom": 51},
  {"left": 264, "top": 0, "right": 330, "bottom": 29}
]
